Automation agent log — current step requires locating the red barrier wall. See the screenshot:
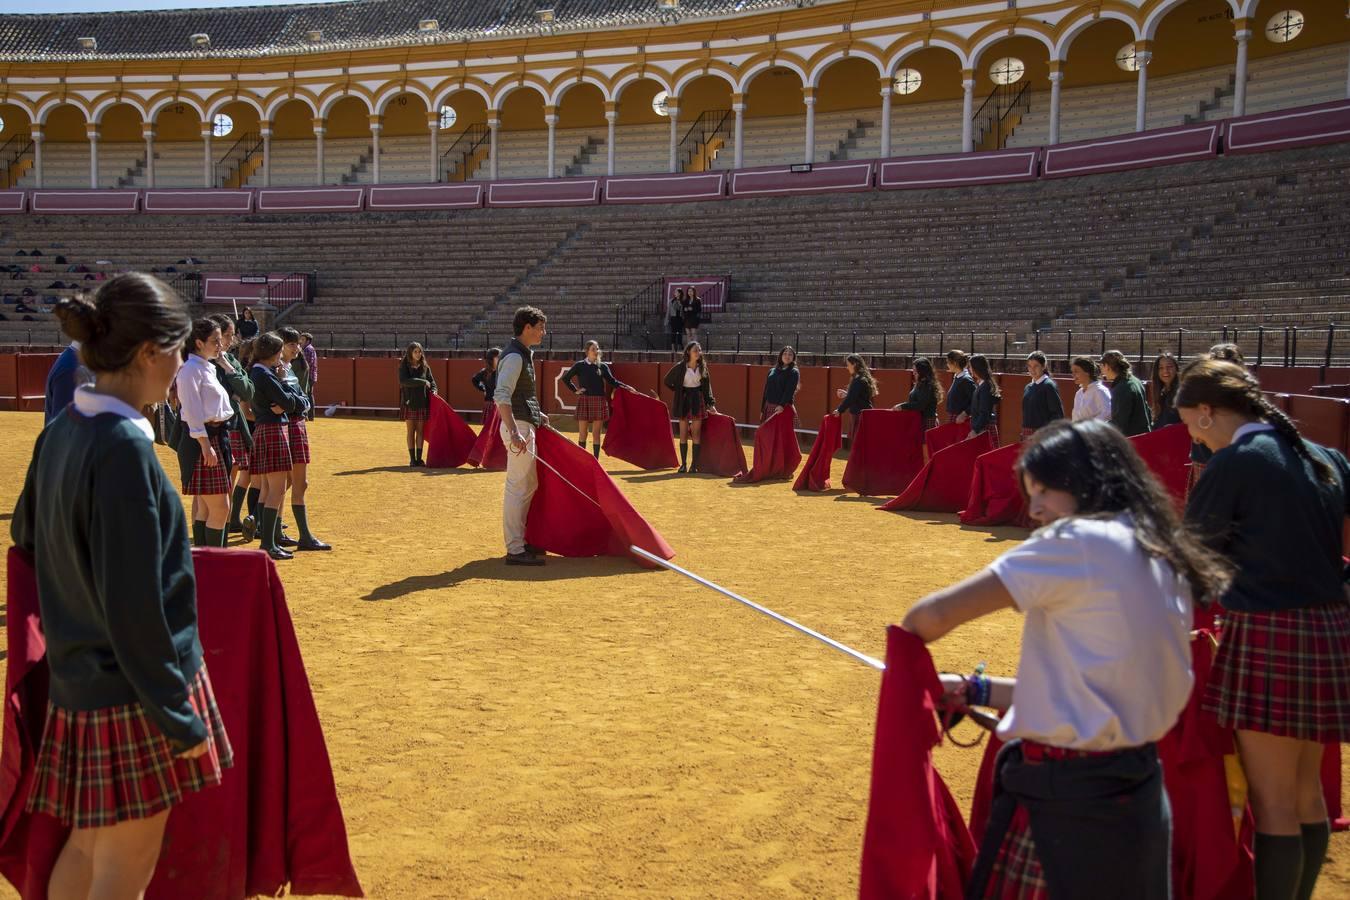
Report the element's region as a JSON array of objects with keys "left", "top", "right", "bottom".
[
  {"left": 870, "top": 367, "right": 914, "bottom": 411},
  {"left": 1224, "top": 100, "right": 1350, "bottom": 155},
  {"left": 707, "top": 363, "right": 750, "bottom": 424},
  {"left": 603, "top": 172, "right": 726, "bottom": 205},
  {"left": 444, "top": 359, "right": 488, "bottom": 413},
  {"left": 609, "top": 363, "right": 662, "bottom": 399},
  {"left": 877, "top": 148, "right": 1039, "bottom": 190},
  {"left": 1042, "top": 123, "right": 1220, "bottom": 178},
  {"left": 313, "top": 357, "right": 354, "bottom": 409},
  {"left": 796, "top": 366, "right": 831, "bottom": 426},
  {"left": 1282, "top": 393, "right": 1350, "bottom": 453},
  {"left": 0, "top": 353, "right": 17, "bottom": 409},
  {"left": 16, "top": 353, "right": 57, "bottom": 412},
  {"left": 538, "top": 359, "right": 569, "bottom": 415},
  {"left": 1253, "top": 366, "right": 1321, "bottom": 395},
  {"left": 352, "top": 357, "right": 401, "bottom": 408}
]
